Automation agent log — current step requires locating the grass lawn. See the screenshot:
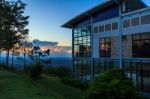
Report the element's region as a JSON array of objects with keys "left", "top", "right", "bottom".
[{"left": 0, "top": 69, "right": 84, "bottom": 99}]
